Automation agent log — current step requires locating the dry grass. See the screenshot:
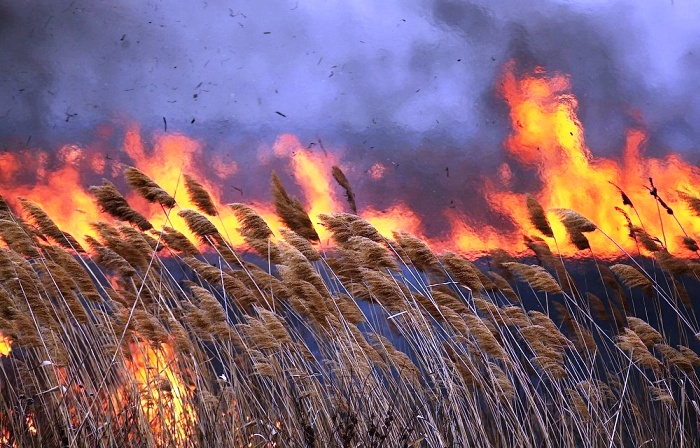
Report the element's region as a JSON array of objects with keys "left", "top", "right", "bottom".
[
  {"left": 184, "top": 174, "right": 218, "bottom": 216},
  {"left": 331, "top": 166, "right": 357, "bottom": 214},
  {"left": 124, "top": 166, "right": 176, "bottom": 208},
  {"left": 271, "top": 171, "right": 319, "bottom": 242},
  {"left": 0, "top": 177, "right": 698, "bottom": 448}
]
